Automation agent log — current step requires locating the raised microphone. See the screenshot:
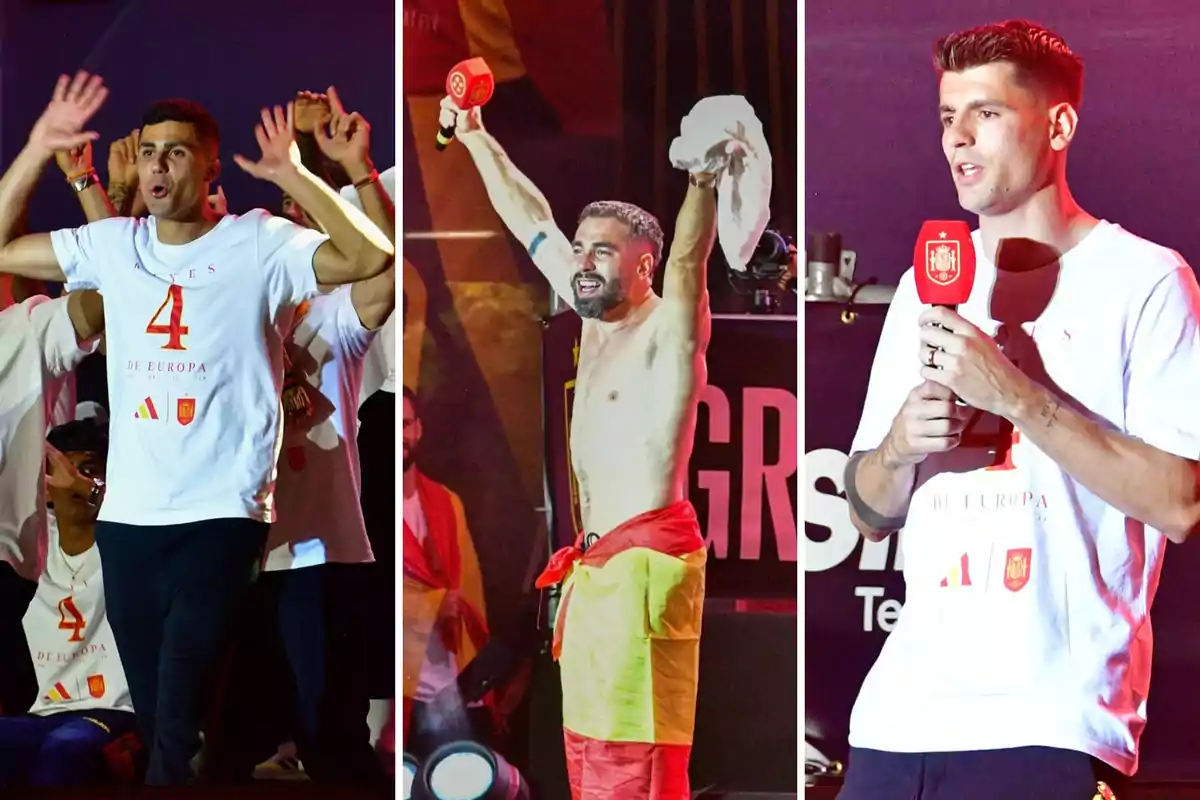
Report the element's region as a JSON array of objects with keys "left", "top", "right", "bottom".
[
  {"left": 436, "top": 57, "right": 495, "bottom": 151},
  {"left": 913, "top": 220, "right": 975, "bottom": 404},
  {"left": 912, "top": 220, "right": 976, "bottom": 310}
]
